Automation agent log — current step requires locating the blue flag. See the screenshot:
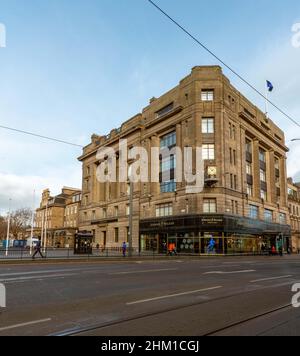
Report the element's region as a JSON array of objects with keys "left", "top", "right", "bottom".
[{"left": 266, "top": 80, "right": 274, "bottom": 92}]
